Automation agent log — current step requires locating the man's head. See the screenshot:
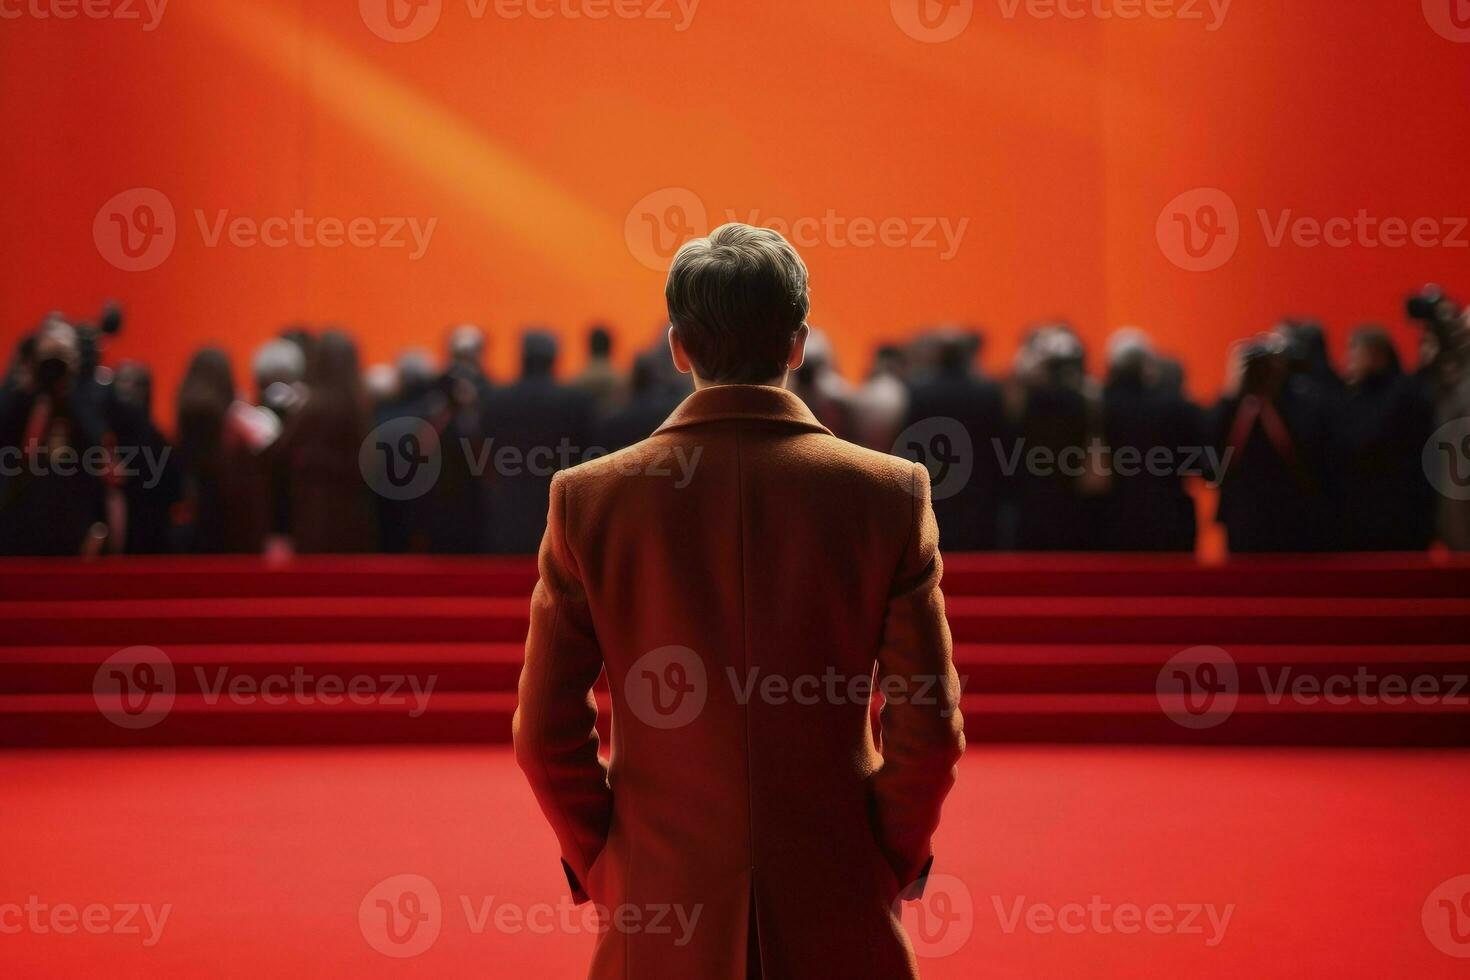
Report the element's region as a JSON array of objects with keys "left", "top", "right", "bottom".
[
  {"left": 31, "top": 316, "right": 80, "bottom": 394},
  {"left": 448, "top": 324, "right": 486, "bottom": 372},
  {"left": 396, "top": 348, "right": 437, "bottom": 399},
  {"left": 588, "top": 325, "right": 613, "bottom": 361},
  {"left": 252, "top": 338, "right": 307, "bottom": 402},
  {"left": 114, "top": 360, "right": 153, "bottom": 413},
  {"left": 1346, "top": 325, "right": 1401, "bottom": 384},
  {"left": 664, "top": 223, "right": 810, "bottom": 387},
  {"left": 521, "top": 329, "right": 559, "bottom": 378},
  {"left": 1106, "top": 327, "right": 1155, "bottom": 384}
]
